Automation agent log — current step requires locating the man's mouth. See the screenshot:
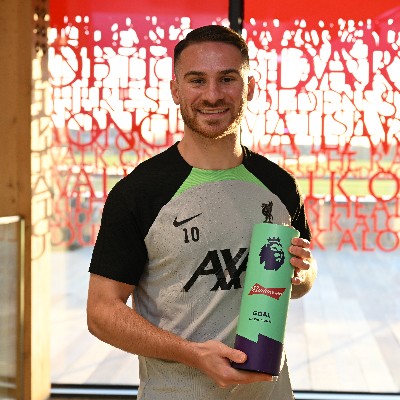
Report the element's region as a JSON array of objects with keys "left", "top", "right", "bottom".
[{"left": 198, "top": 108, "right": 228, "bottom": 115}]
